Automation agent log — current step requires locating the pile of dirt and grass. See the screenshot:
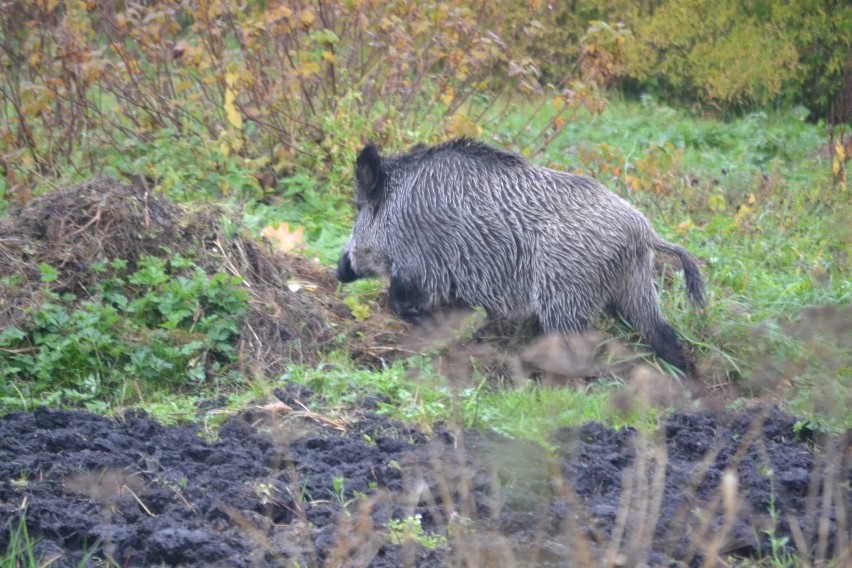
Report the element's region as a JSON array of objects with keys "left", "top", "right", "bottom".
[
  {"left": 0, "top": 178, "right": 404, "bottom": 378},
  {"left": 0, "top": 401, "right": 848, "bottom": 567}
]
